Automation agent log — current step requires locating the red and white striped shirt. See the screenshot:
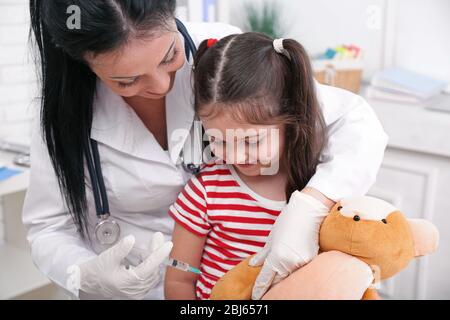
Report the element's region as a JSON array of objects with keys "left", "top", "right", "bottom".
[{"left": 168, "top": 162, "right": 286, "bottom": 300}]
